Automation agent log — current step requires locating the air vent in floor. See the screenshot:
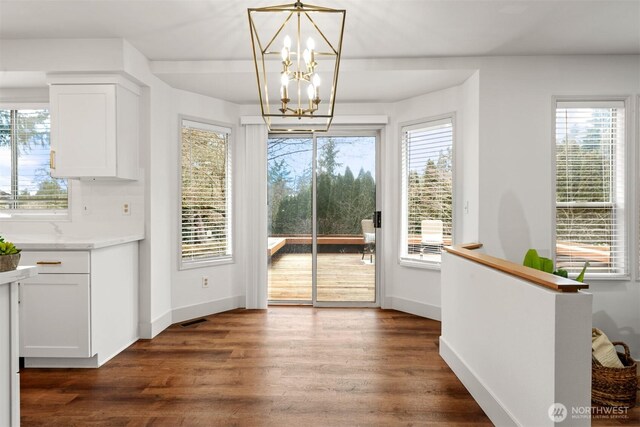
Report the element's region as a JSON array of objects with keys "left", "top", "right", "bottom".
[{"left": 180, "top": 318, "right": 208, "bottom": 327}]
